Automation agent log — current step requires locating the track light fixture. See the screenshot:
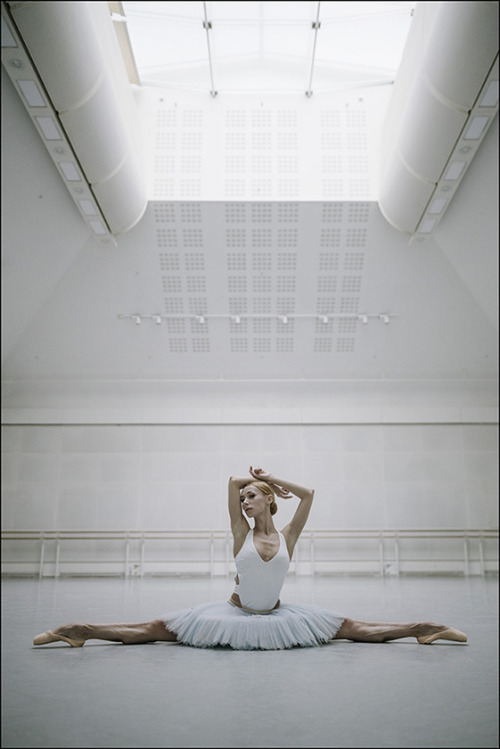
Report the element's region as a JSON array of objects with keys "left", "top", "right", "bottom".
[{"left": 119, "top": 313, "right": 396, "bottom": 325}]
